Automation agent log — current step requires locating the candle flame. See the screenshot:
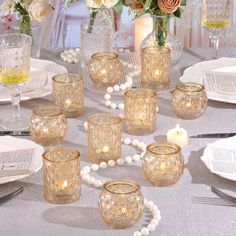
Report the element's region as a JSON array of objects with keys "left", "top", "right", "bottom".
[
  {"left": 65, "top": 99, "right": 72, "bottom": 107},
  {"left": 160, "top": 163, "right": 166, "bottom": 170},
  {"left": 102, "top": 146, "right": 109, "bottom": 153},
  {"left": 175, "top": 124, "right": 181, "bottom": 135},
  {"left": 42, "top": 127, "right": 49, "bottom": 134},
  {"left": 62, "top": 180, "right": 68, "bottom": 189},
  {"left": 101, "top": 69, "right": 107, "bottom": 75}
]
